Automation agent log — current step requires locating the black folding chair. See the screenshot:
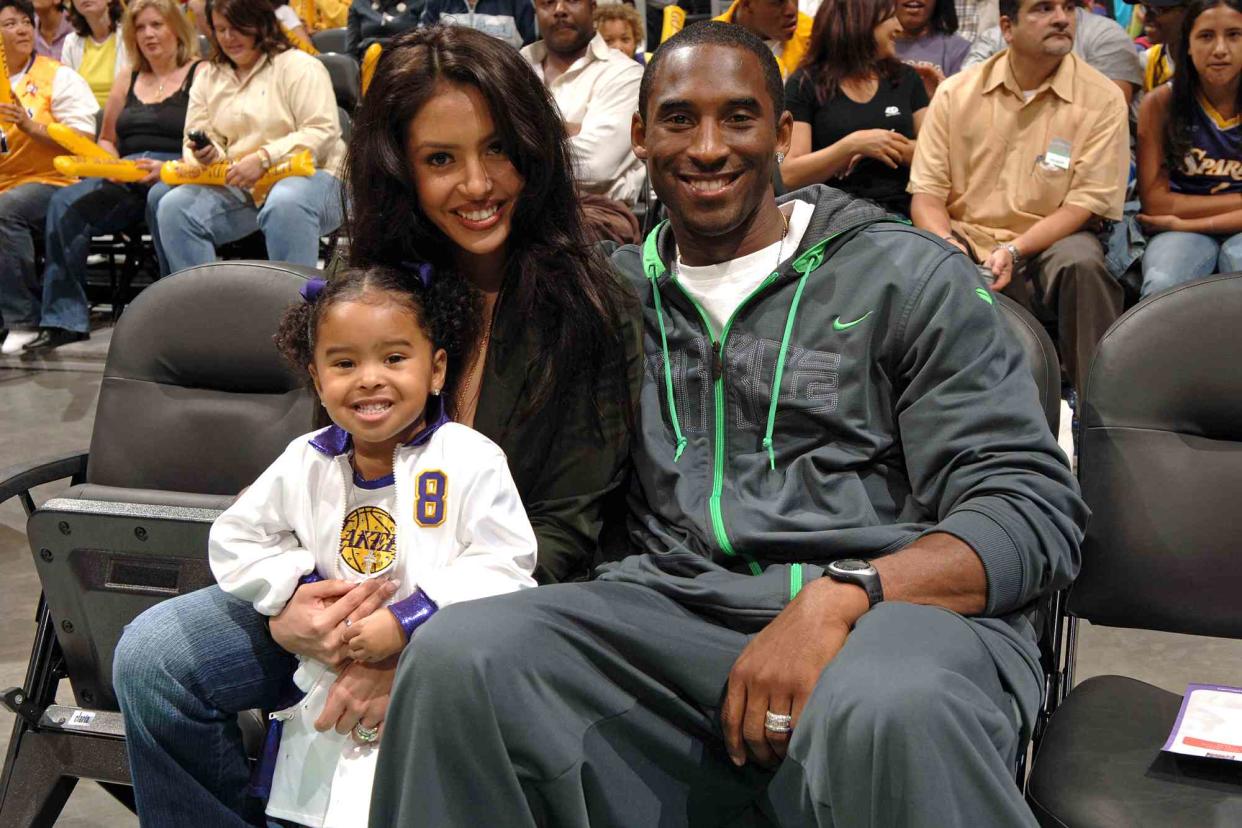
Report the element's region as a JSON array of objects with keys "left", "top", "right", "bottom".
[
  {"left": 0, "top": 261, "right": 320, "bottom": 827},
  {"left": 1026, "top": 273, "right": 1242, "bottom": 825}
]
